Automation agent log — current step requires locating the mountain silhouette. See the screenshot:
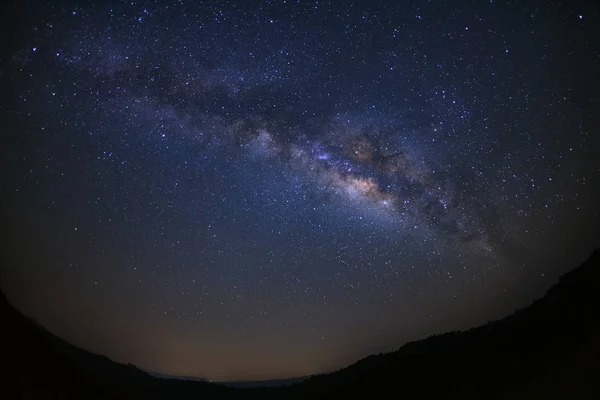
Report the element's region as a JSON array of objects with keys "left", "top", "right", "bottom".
[{"left": 2, "top": 249, "right": 599, "bottom": 399}]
